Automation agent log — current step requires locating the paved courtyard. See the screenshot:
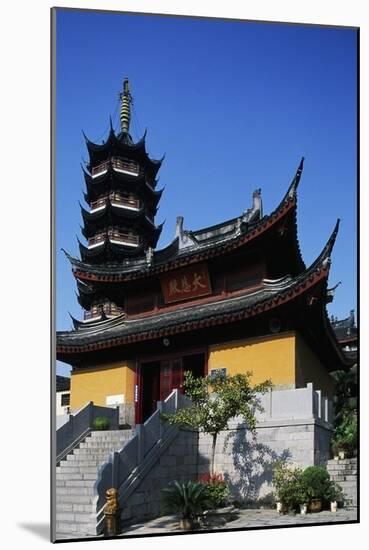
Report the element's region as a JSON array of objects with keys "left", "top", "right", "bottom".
[
  {"left": 55, "top": 508, "right": 357, "bottom": 540},
  {"left": 120, "top": 508, "right": 357, "bottom": 536}
]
